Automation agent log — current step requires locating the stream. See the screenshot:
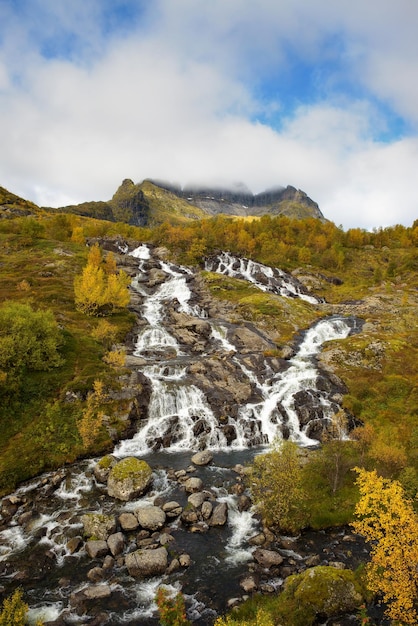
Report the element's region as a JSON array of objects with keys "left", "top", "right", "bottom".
[{"left": 0, "top": 245, "right": 366, "bottom": 625}]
